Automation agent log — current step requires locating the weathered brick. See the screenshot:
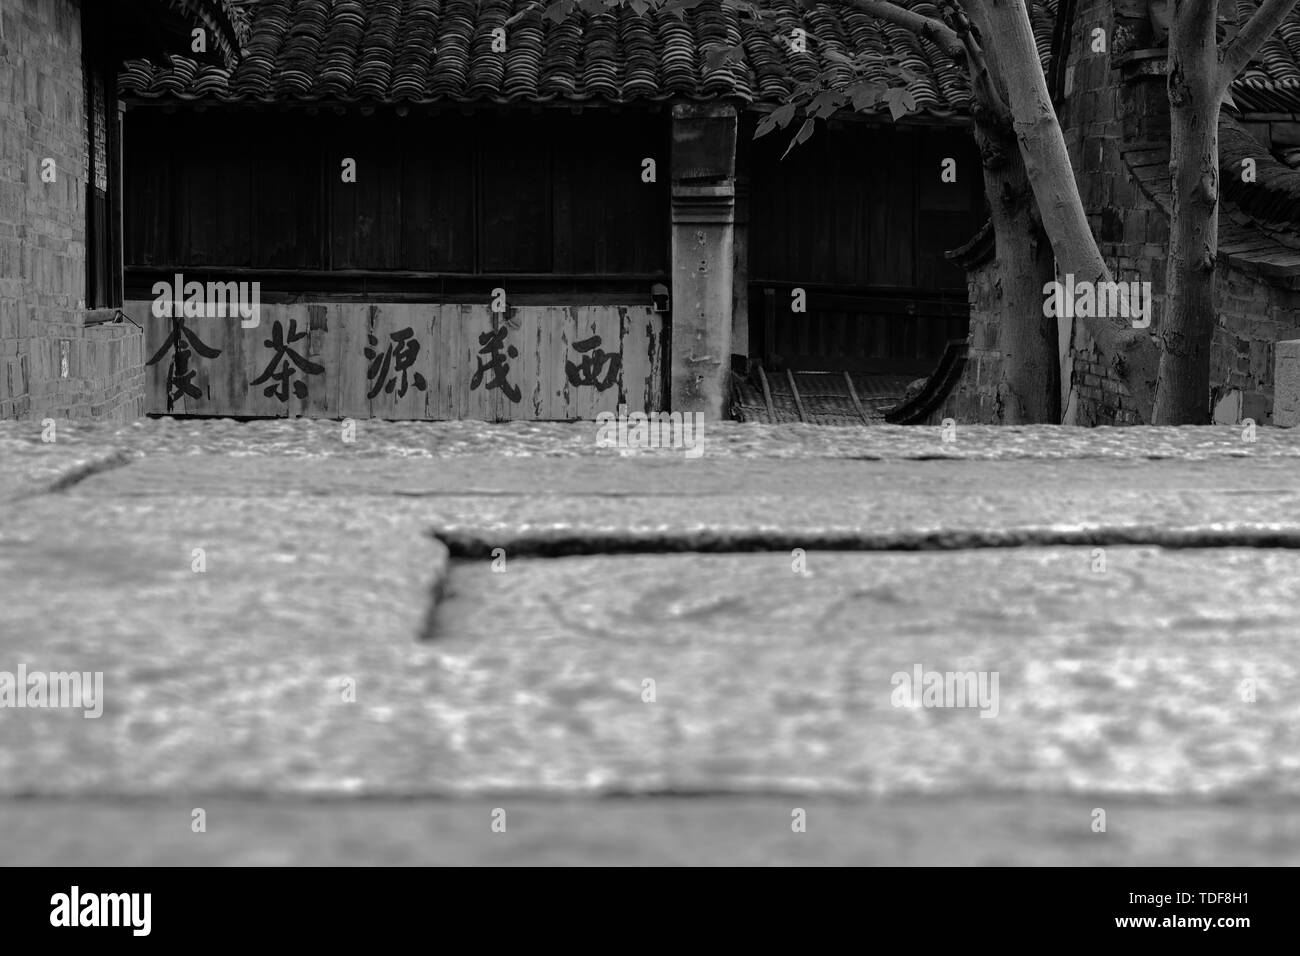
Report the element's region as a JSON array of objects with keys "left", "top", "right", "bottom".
[{"left": 1, "top": 0, "right": 144, "bottom": 422}]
